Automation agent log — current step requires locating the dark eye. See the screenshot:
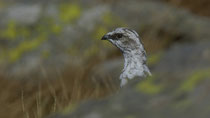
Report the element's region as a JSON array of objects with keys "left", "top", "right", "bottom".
[{"left": 115, "top": 33, "right": 123, "bottom": 39}]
